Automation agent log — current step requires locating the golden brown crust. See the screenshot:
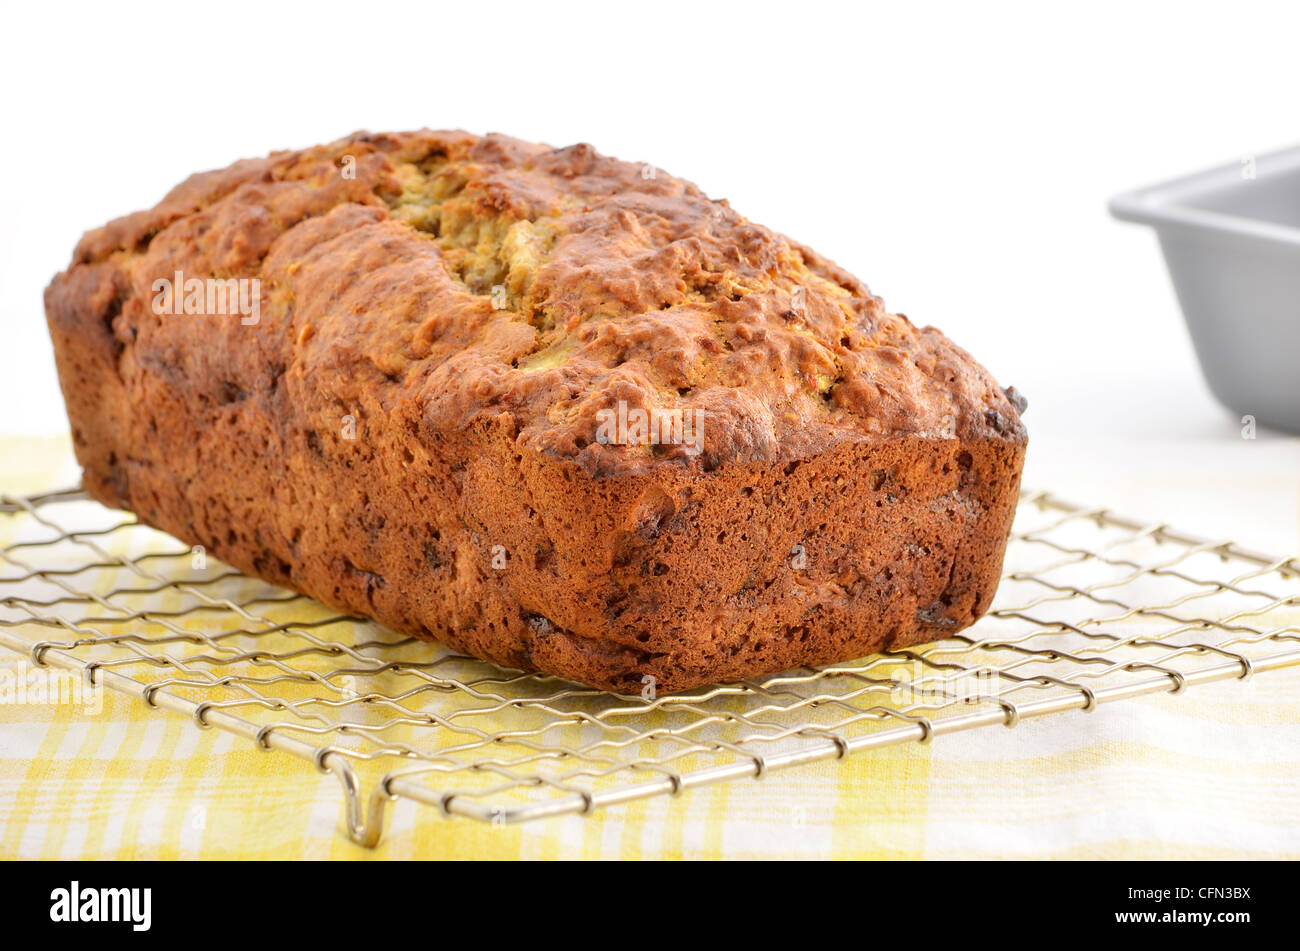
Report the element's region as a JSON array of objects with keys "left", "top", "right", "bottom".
[{"left": 44, "top": 129, "right": 1026, "bottom": 693}]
